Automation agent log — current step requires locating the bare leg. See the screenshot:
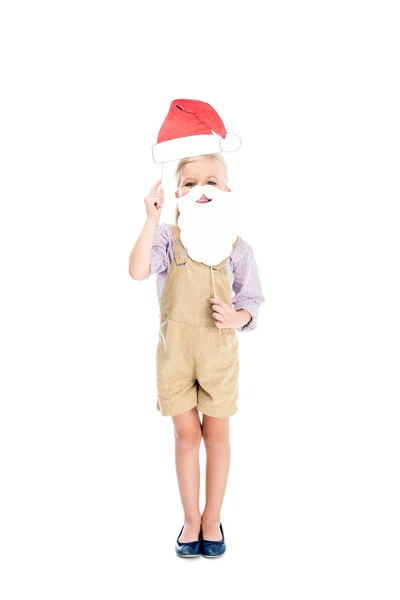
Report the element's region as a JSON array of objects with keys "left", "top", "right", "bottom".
[
  {"left": 201, "top": 414, "right": 230, "bottom": 541},
  {"left": 172, "top": 407, "right": 202, "bottom": 543}
]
